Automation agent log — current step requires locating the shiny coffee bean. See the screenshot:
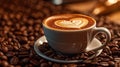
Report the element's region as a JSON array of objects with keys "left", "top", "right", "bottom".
[{"left": 10, "top": 56, "right": 19, "bottom": 65}]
